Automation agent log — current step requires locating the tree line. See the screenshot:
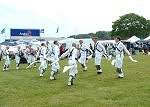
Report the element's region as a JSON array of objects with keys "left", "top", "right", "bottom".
[
  {"left": 68, "top": 13, "right": 150, "bottom": 40},
  {"left": 68, "top": 31, "right": 111, "bottom": 40}
]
